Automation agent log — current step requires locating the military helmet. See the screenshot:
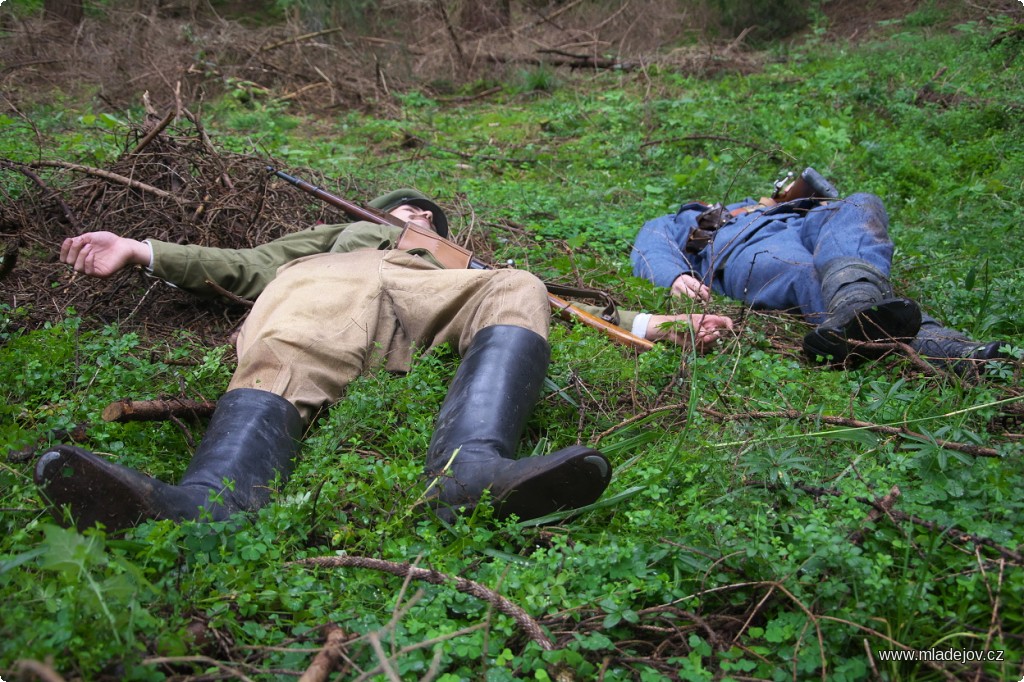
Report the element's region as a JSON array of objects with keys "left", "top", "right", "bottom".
[{"left": 370, "top": 188, "right": 449, "bottom": 238}]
